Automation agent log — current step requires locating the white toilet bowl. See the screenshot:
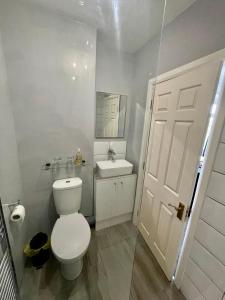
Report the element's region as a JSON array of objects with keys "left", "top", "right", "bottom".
[{"left": 51, "top": 212, "right": 91, "bottom": 280}]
